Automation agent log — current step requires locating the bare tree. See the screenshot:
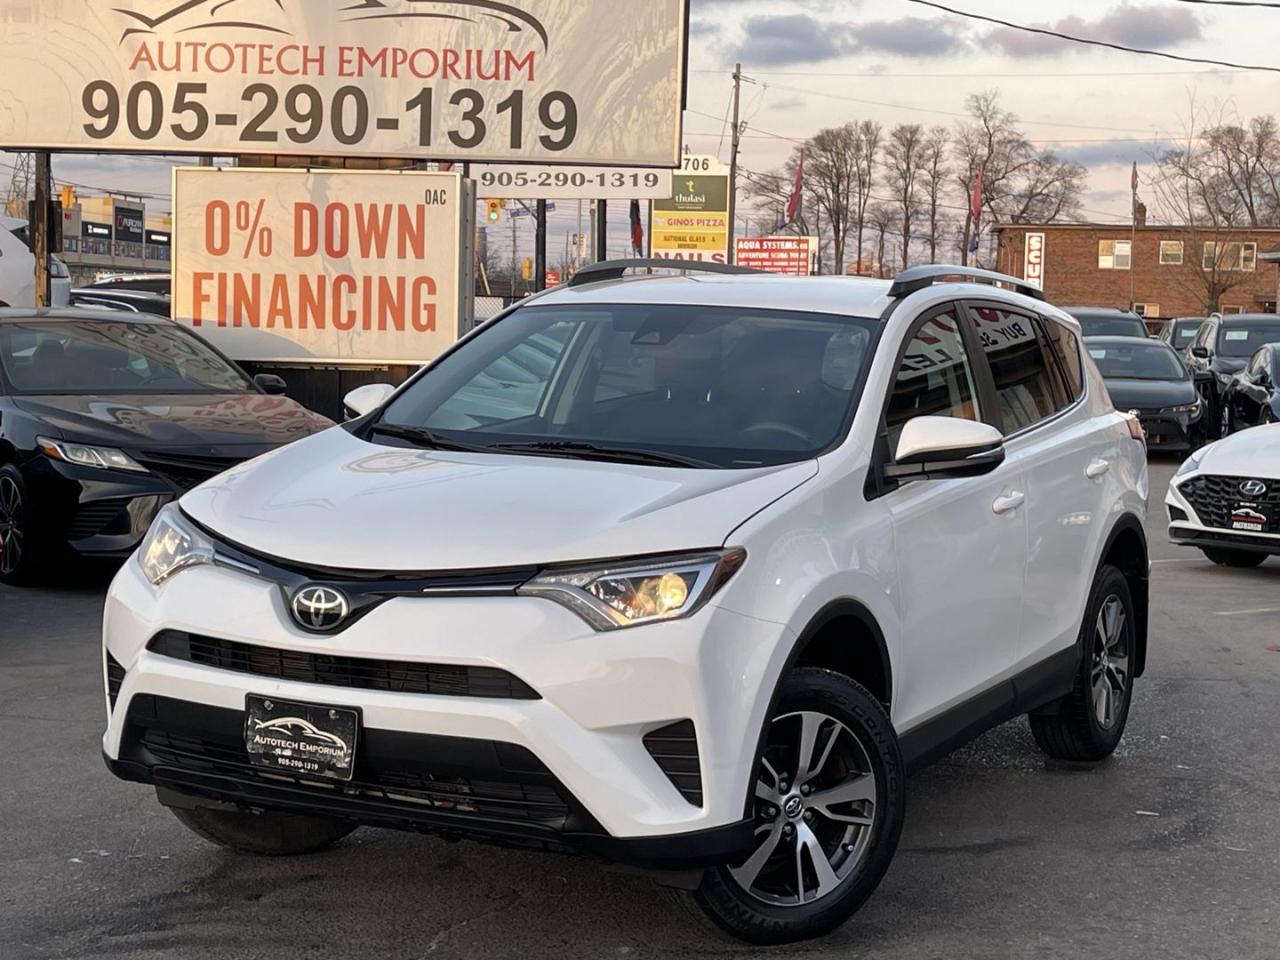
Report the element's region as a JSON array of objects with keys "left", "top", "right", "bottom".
[
  {"left": 805, "top": 124, "right": 859, "bottom": 272},
  {"left": 852, "top": 120, "right": 882, "bottom": 274},
  {"left": 867, "top": 203, "right": 899, "bottom": 278},
  {"left": 886, "top": 123, "right": 924, "bottom": 269},
  {"left": 1203, "top": 113, "right": 1280, "bottom": 227},
  {"left": 1154, "top": 102, "right": 1257, "bottom": 312},
  {"left": 918, "top": 126, "right": 950, "bottom": 263},
  {"left": 952, "top": 92, "right": 1085, "bottom": 264}
]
